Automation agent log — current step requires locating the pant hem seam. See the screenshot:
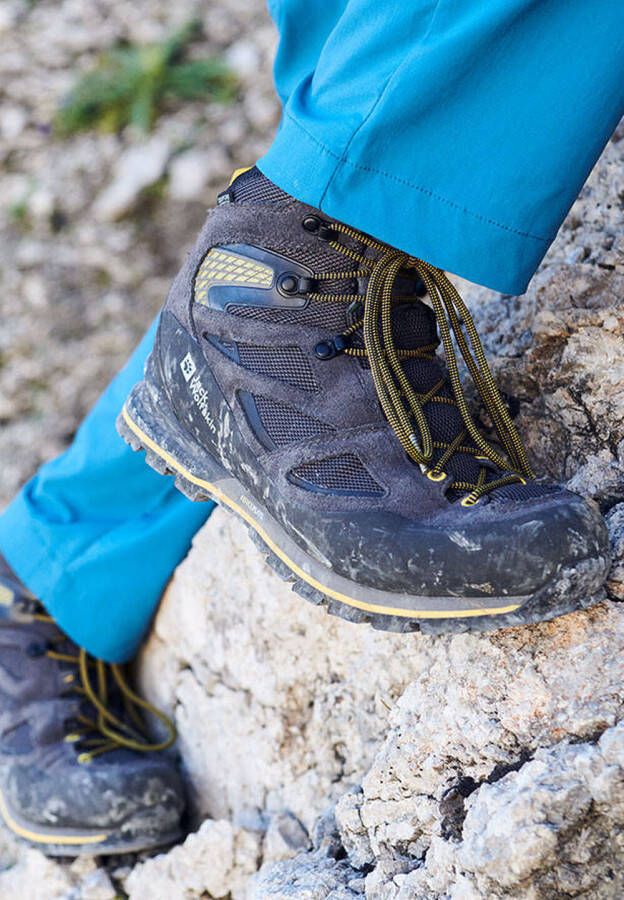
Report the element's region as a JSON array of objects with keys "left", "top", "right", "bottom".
[{"left": 284, "top": 111, "right": 552, "bottom": 245}]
